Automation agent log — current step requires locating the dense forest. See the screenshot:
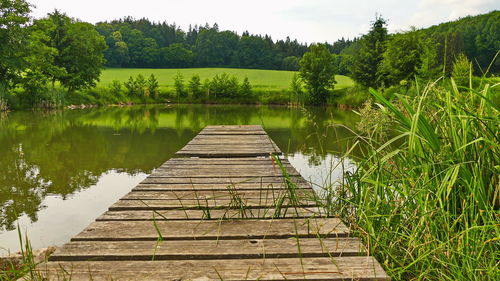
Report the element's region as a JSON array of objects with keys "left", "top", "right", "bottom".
[
  {"left": 96, "top": 11, "right": 499, "bottom": 75},
  {"left": 95, "top": 18, "right": 356, "bottom": 71}
]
